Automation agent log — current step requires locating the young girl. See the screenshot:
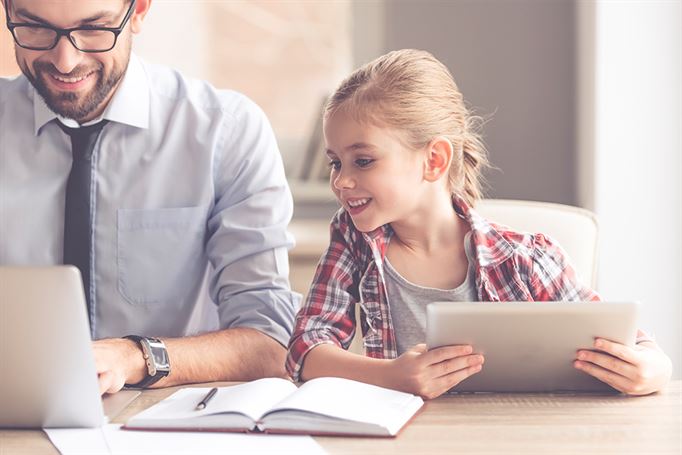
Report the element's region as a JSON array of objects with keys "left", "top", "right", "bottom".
[{"left": 286, "top": 49, "right": 672, "bottom": 399}]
